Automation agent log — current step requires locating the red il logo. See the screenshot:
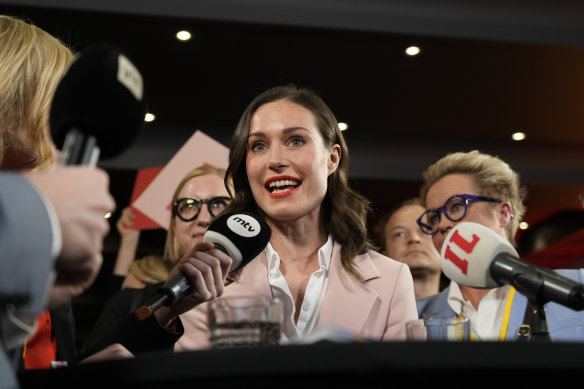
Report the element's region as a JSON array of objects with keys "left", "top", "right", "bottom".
[{"left": 443, "top": 230, "right": 480, "bottom": 275}]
